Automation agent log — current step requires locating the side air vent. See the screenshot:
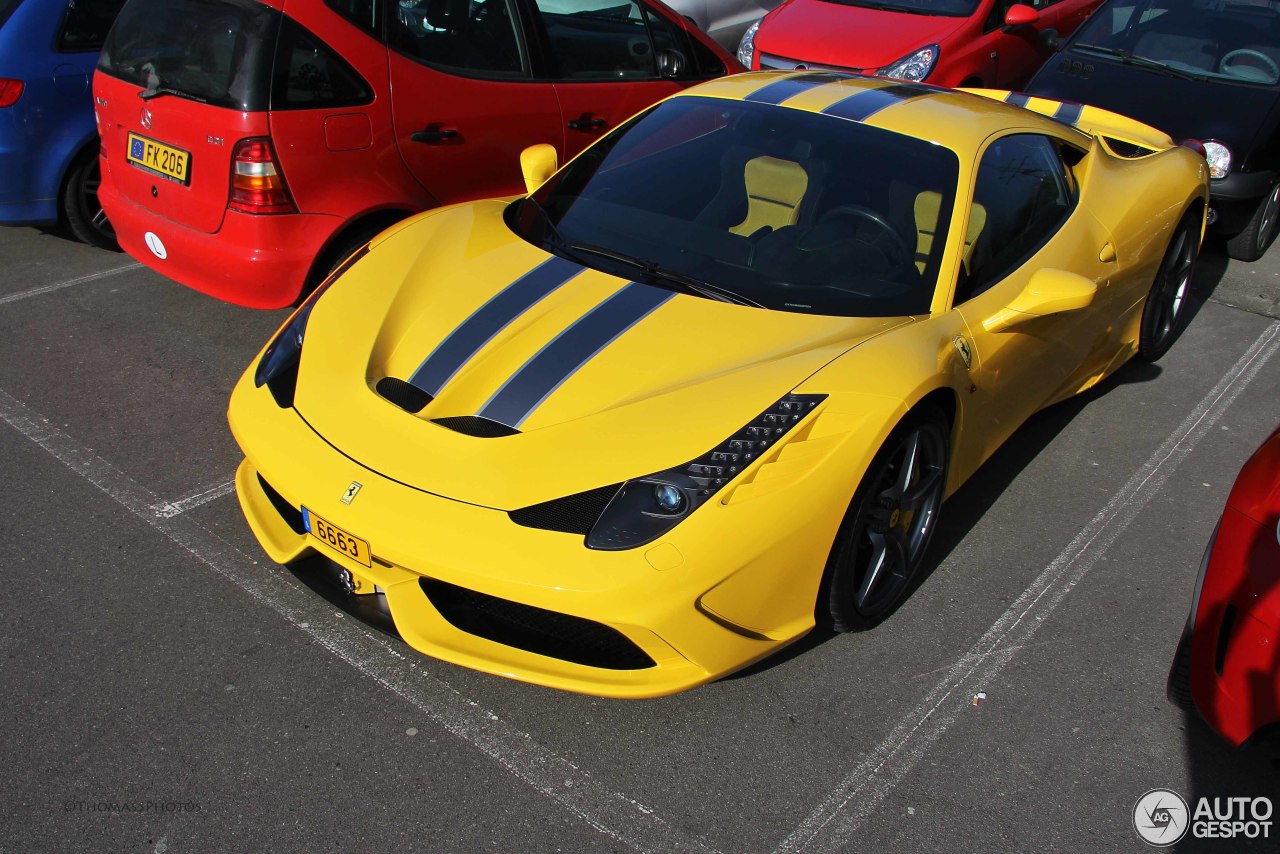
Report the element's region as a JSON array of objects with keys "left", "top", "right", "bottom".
[
  {"left": 1103, "top": 137, "right": 1157, "bottom": 158},
  {"left": 420, "top": 578, "right": 655, "bottom": 670},
  {"left": 509, "top": 483, "right": 622, "bottom": 535},
  {"left": 256, "top": 473, "right": 306, "bottom": 534},
  {"left": 376, "top": 377, "right": 432, "bottom": 413},
  {"left": 432, "top": 416, "right": 520, "bottom": 438}
]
